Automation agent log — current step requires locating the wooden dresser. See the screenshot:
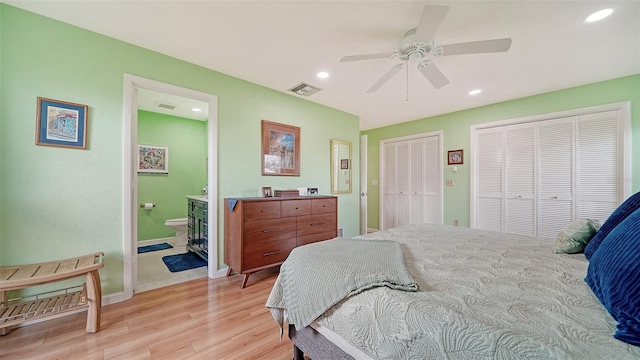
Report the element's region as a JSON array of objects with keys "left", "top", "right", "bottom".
[{"left": 224, "top": 196, "right": 337, "bottom": 288}]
